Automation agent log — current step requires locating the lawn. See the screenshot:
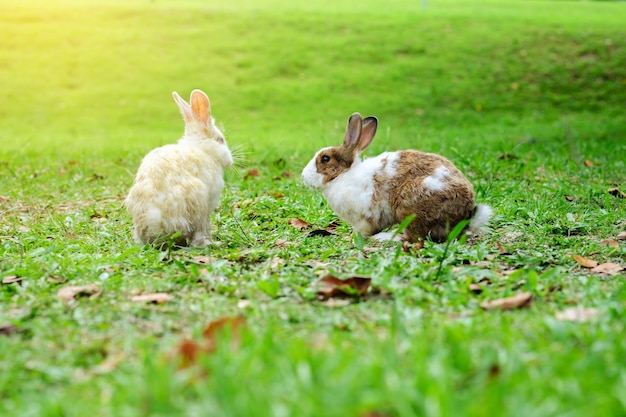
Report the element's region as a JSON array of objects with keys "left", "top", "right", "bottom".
[{"left": 1, "top": 0, "right": 626, "bottom": 416}]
